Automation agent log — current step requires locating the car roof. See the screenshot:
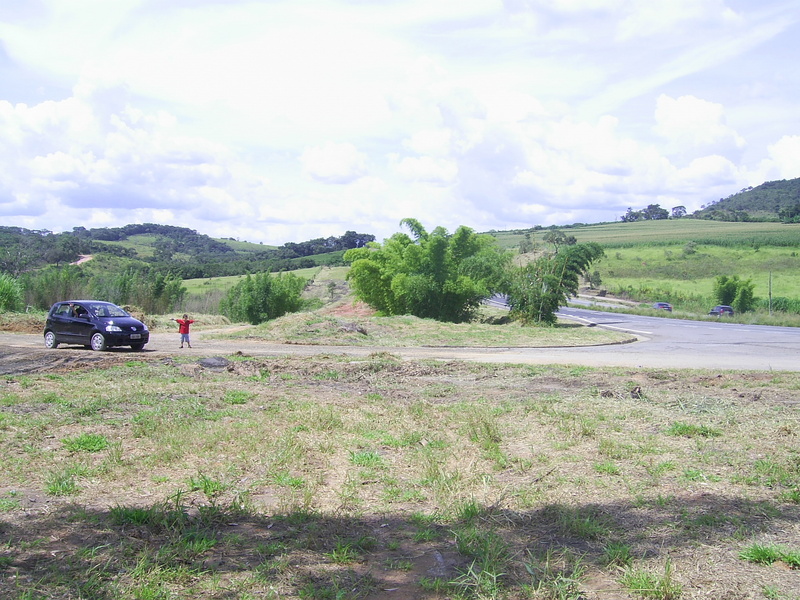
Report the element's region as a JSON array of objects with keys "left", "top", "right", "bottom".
[{"left": 55, "top": 300, "right": 115, "bottom": 305}]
